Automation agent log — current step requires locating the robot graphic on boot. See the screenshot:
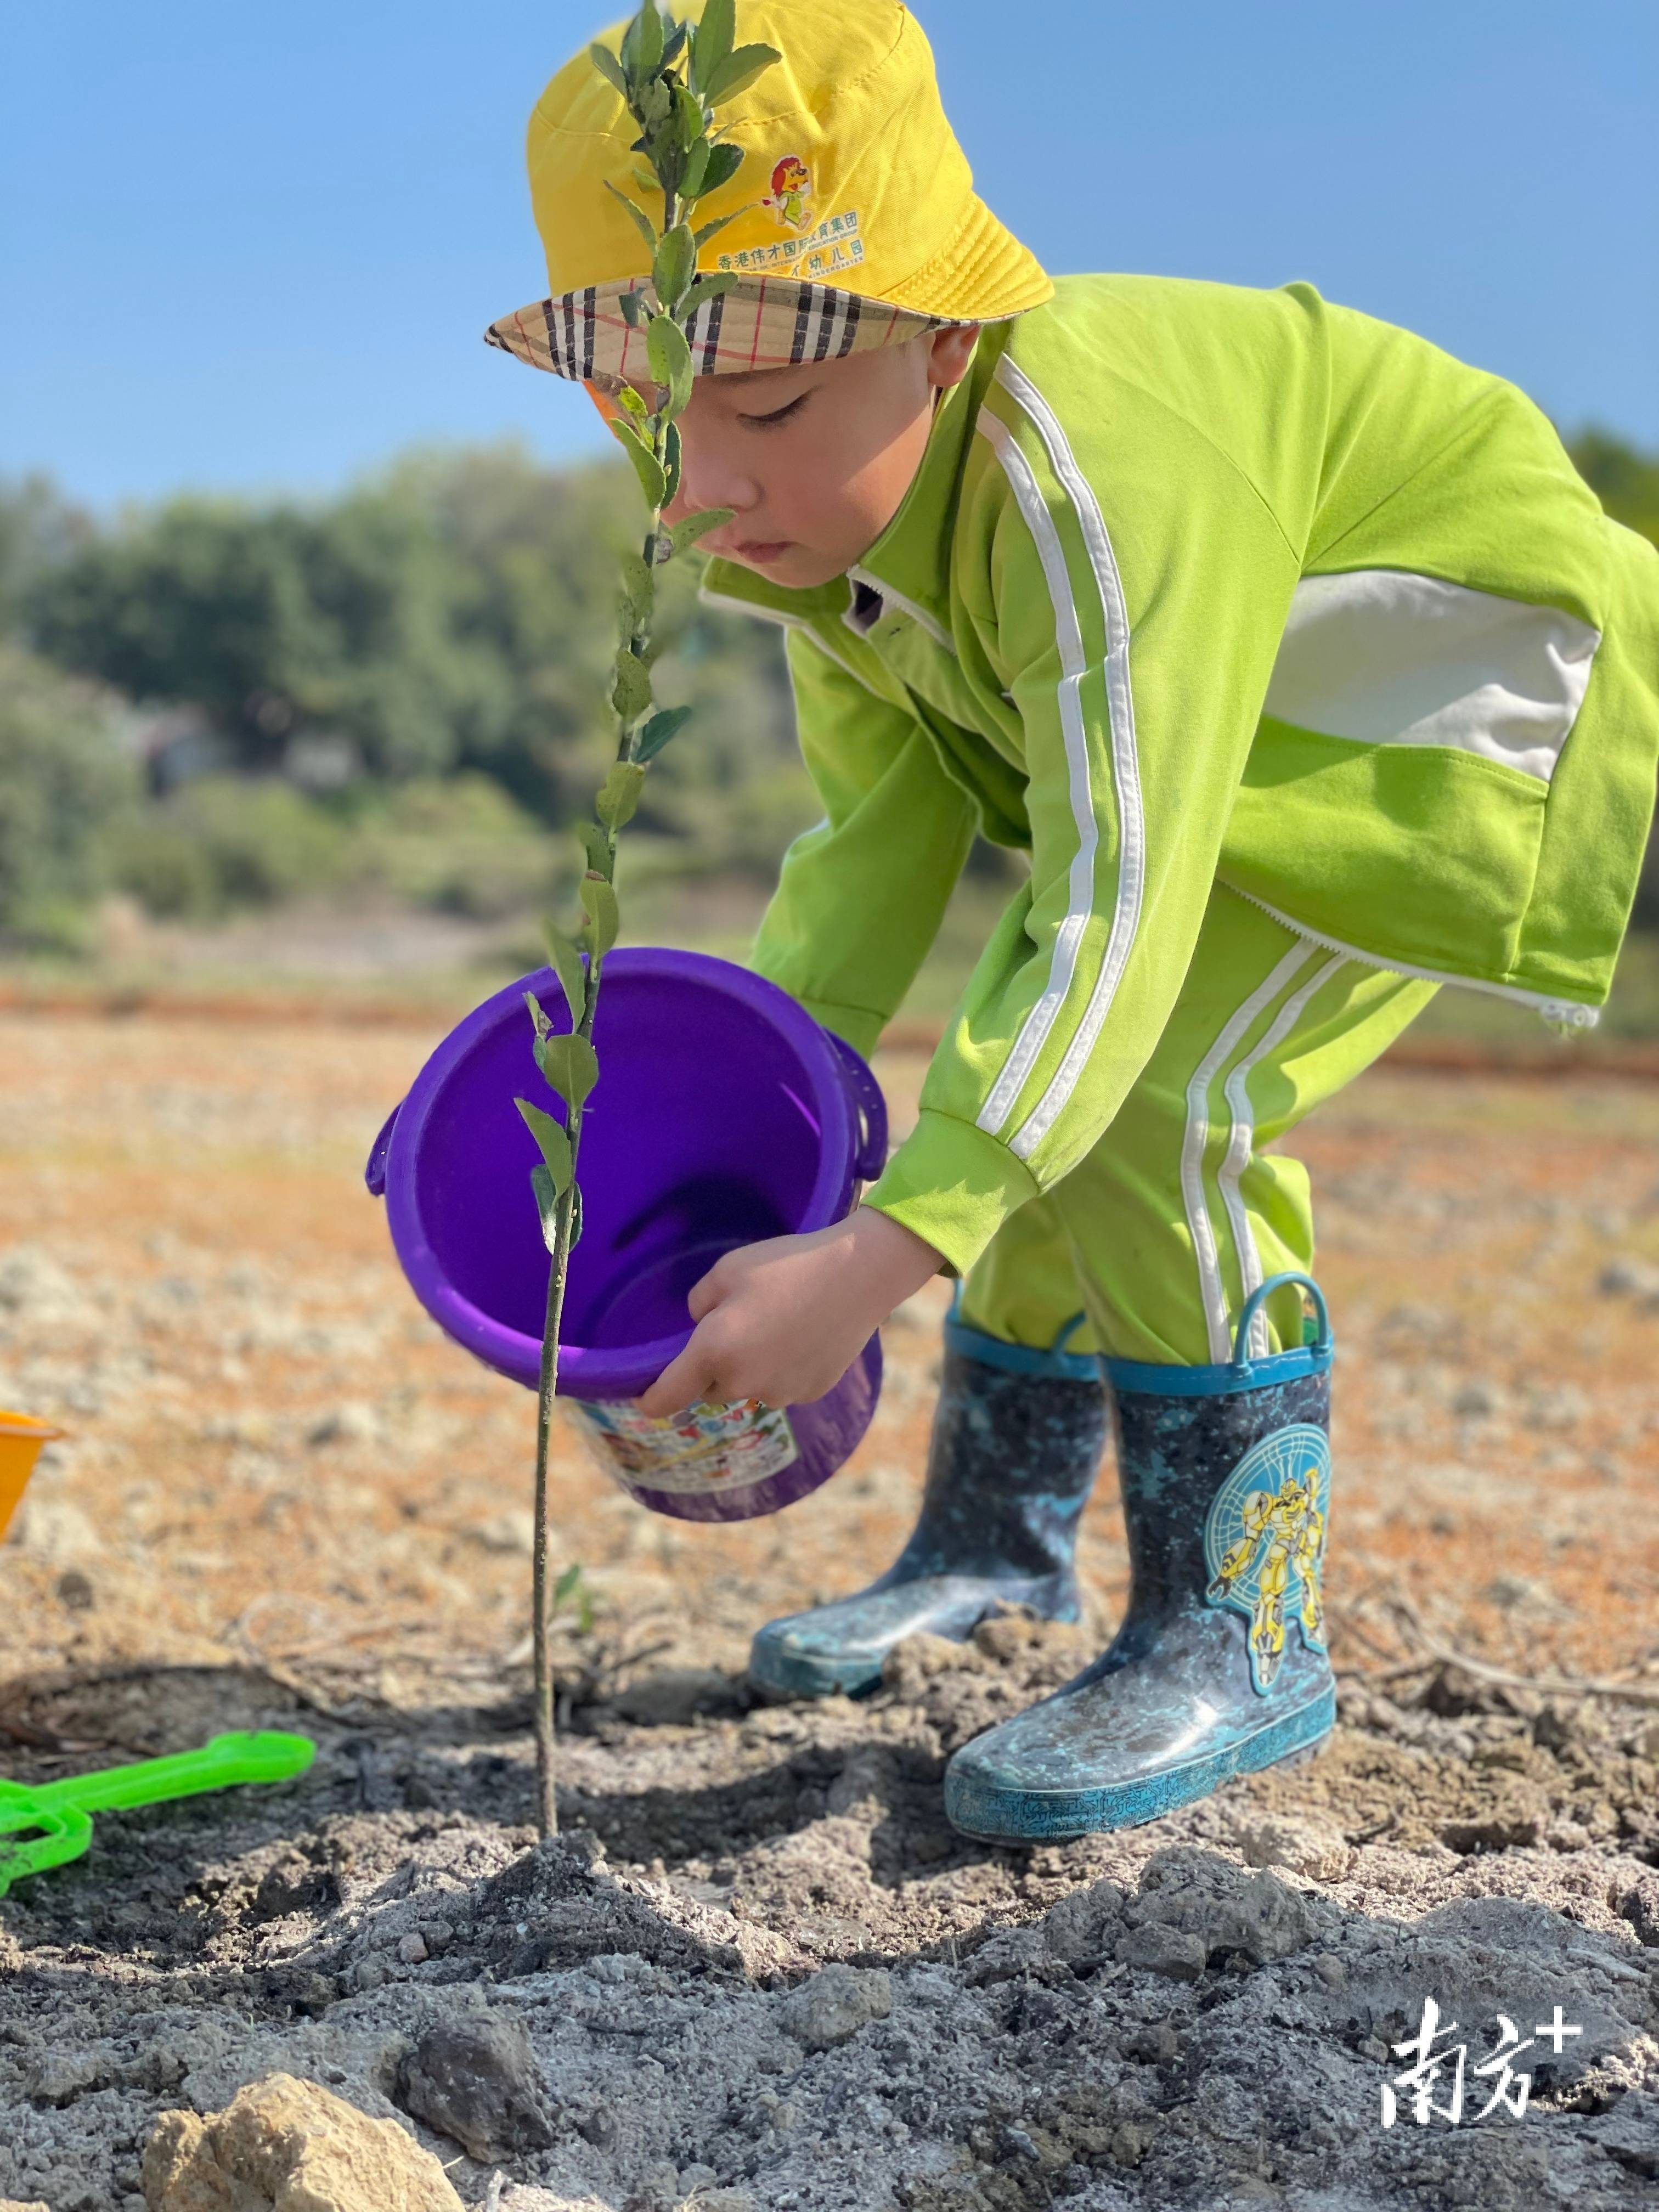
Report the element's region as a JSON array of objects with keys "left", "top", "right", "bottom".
[
  {"left": 945, "top": 1276, "right": 1339, "bottom": 1841},
  {"left": 748, "top": 1309, "right": 1106, "bottom": 1700}
]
